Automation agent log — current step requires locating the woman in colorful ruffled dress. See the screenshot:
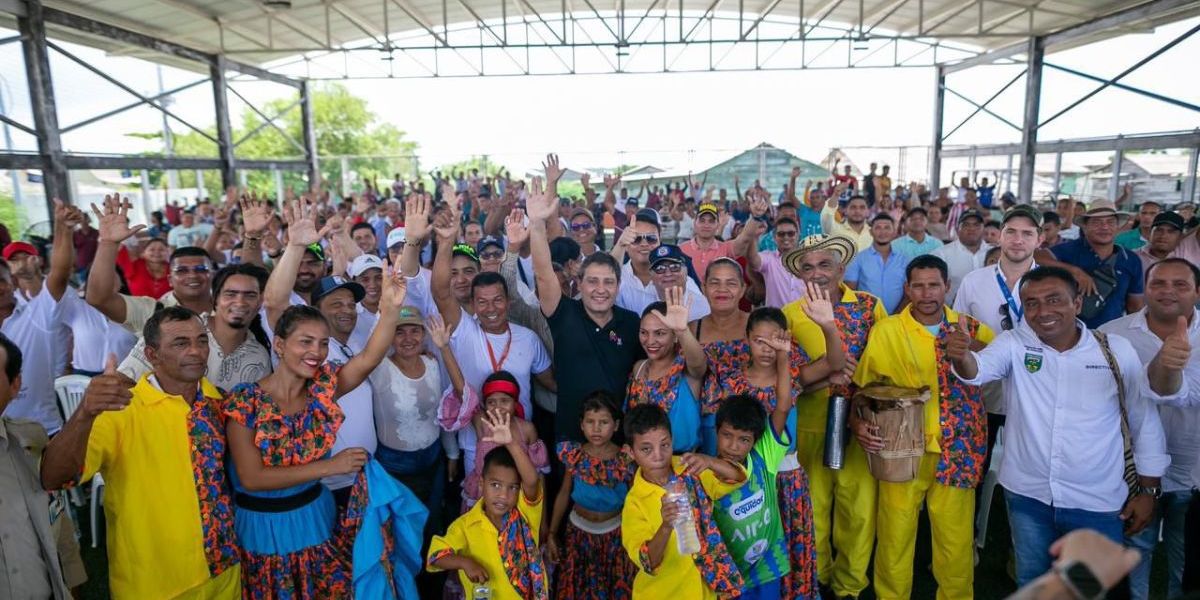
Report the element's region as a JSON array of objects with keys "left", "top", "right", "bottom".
[
  {"left": 545, "top": 391, "right": 637, "bottom": 599},
  {"left": 691, "top": 257, "right": 750, "bottom": 454},
  {"left": 708, "top": 286, "right": 845, "bottom": 600},
  {"left": 625, "top": 286, "right": 705, "bottom": 454},
  {"left": 224, "top": 261, "right": 410, "bottom": 597}
]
